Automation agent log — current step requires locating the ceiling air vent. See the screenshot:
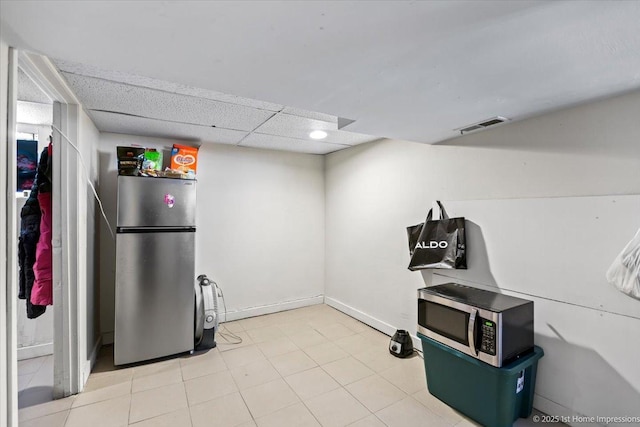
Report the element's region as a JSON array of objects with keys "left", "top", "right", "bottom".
[{"left": 458, "top": 116, "right": 509, "bottom": 135}]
